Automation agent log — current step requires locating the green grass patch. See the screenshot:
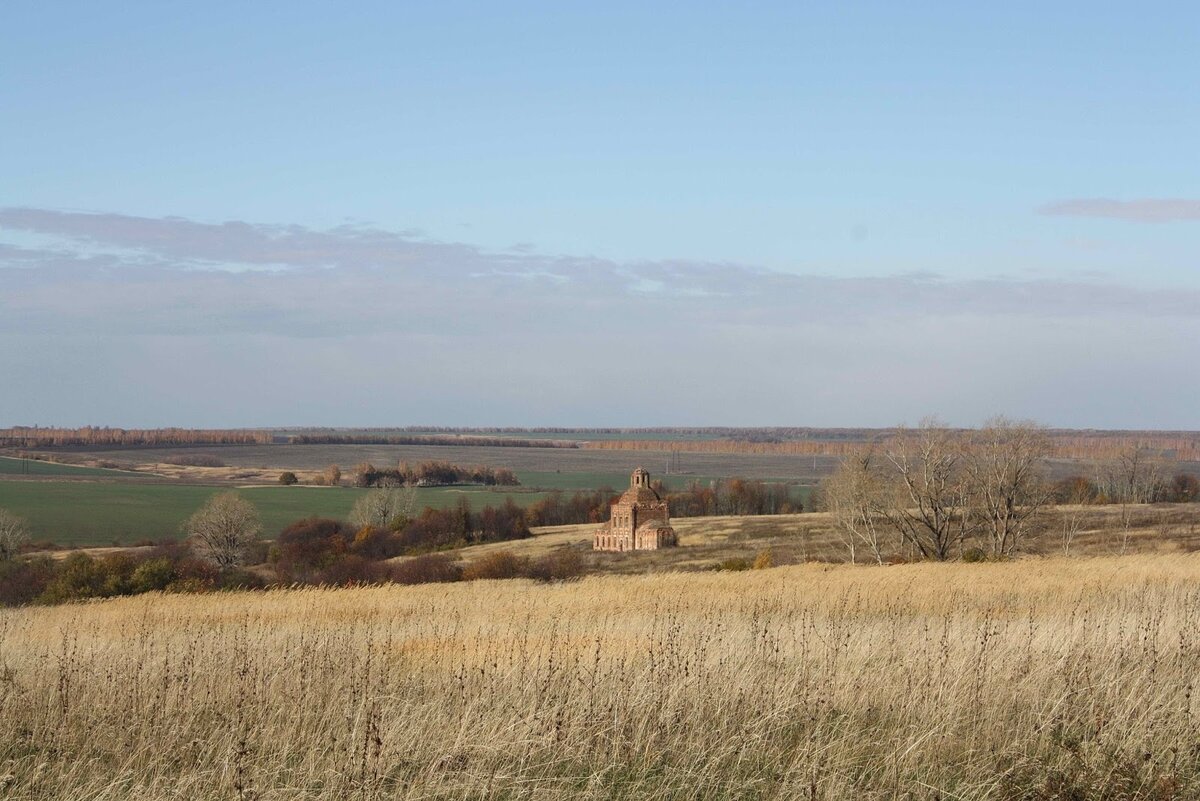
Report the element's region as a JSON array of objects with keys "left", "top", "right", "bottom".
[
  {"left": 0, "top": 456, "right": 147, "bottom": 478},
  {"left": 0, "top": 481, "right": 553, "bottom": 546}
]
